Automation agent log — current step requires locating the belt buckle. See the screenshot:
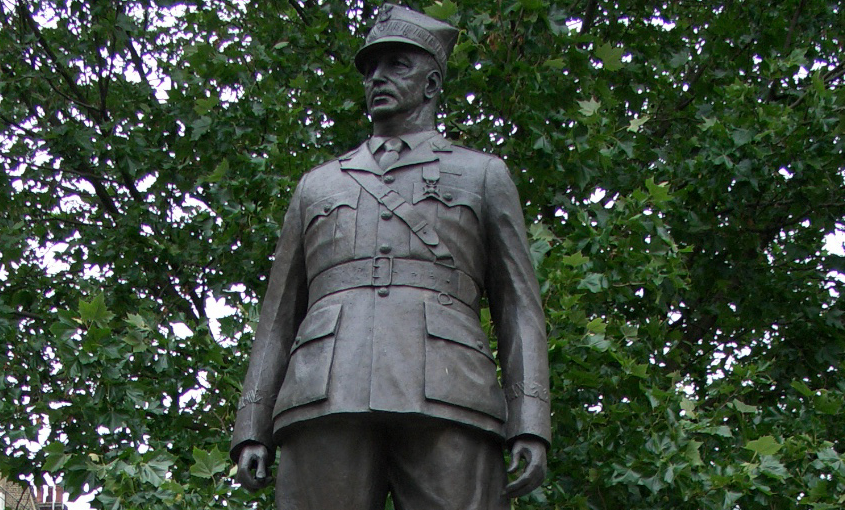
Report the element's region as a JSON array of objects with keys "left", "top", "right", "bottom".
[{"left": 372, "top": 256, "right": 393, "bottom": 286}]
